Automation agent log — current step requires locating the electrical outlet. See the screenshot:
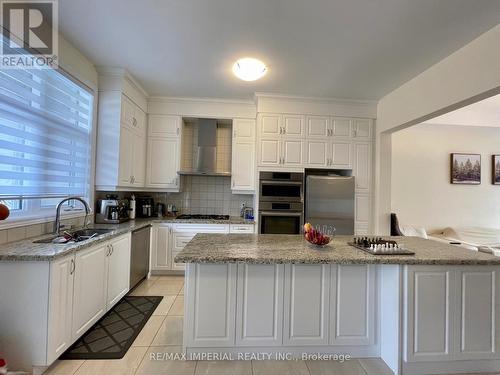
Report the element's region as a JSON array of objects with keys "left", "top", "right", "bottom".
[{"left": 240, "top": 202, "right": 246, "bottom": 210}]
